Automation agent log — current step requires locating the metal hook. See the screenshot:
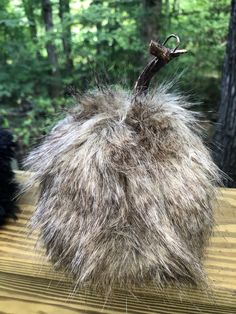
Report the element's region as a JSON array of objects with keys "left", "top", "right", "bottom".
[{"left": 162, "top": 34, "right": 180, "bottom": 52}]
